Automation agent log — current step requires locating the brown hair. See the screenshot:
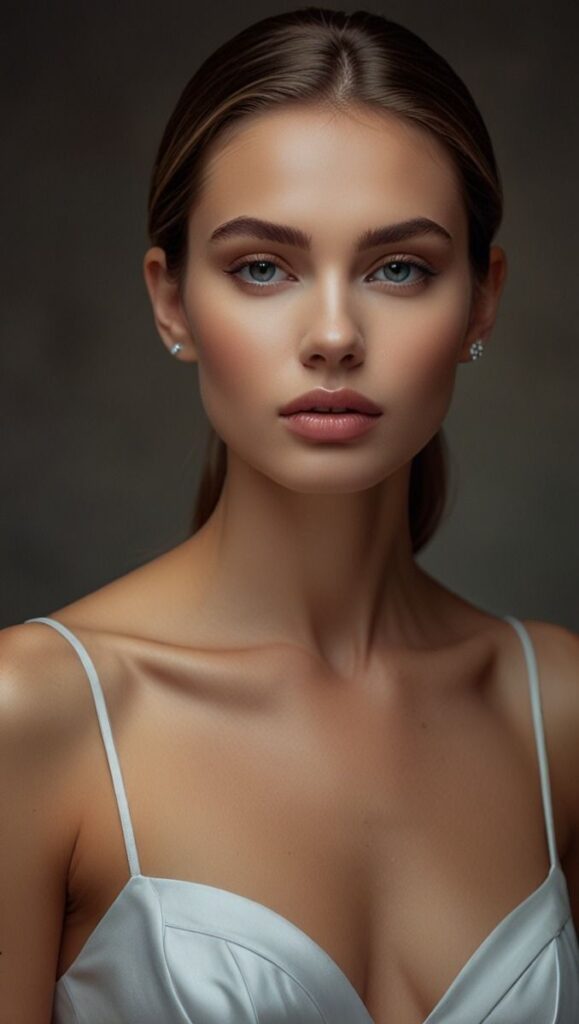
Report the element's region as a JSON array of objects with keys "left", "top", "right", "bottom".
[{"left": 146, "top": 7, "right": 503, "bottom": 553}]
